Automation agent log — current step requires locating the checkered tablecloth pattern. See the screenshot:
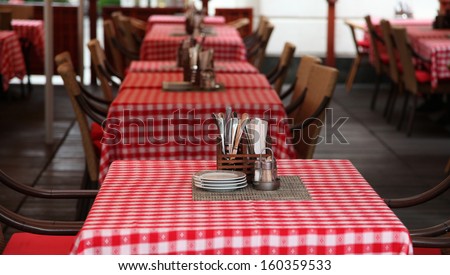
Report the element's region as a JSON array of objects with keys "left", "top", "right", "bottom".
[
  {"left": 121, "top": 72, "right": 271, "bottom": 89},
  {"left": 0, "top": 31, "right": 26, "bottom": 92},
  {"left": 140, "top": 24, "right": 246, "bottom": 61},
  {"left": 413, "top": 38, "right": 450, "bottom": 89},
  {"left": 128, "top": 61, "right": 259, "bottom": 74},
  {"left": 98, "top": 87, "right": 296, "bottom": 183},
  {"left": 147, "top": 15, "right": 226, "bottom": 31},
  {"left": 72, "top": 159, "right": 413, "bottom": 255},
  {"left": 11, "top": 19, "right": 45, "bottom": 60}
]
